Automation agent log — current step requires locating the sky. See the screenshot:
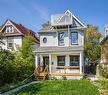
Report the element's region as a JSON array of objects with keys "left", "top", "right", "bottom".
[{"left": 0, "top": 0, "right": 108, "bottom": 35}]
